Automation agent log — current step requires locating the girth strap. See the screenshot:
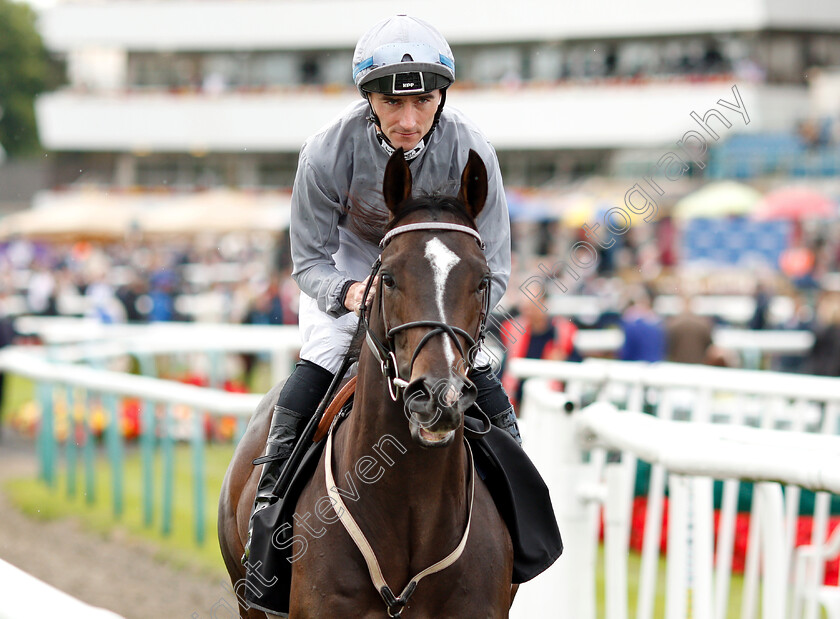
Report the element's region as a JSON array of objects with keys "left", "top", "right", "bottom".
[{"left": 324, "top": 430, "right": 476, "bottom": 617}]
